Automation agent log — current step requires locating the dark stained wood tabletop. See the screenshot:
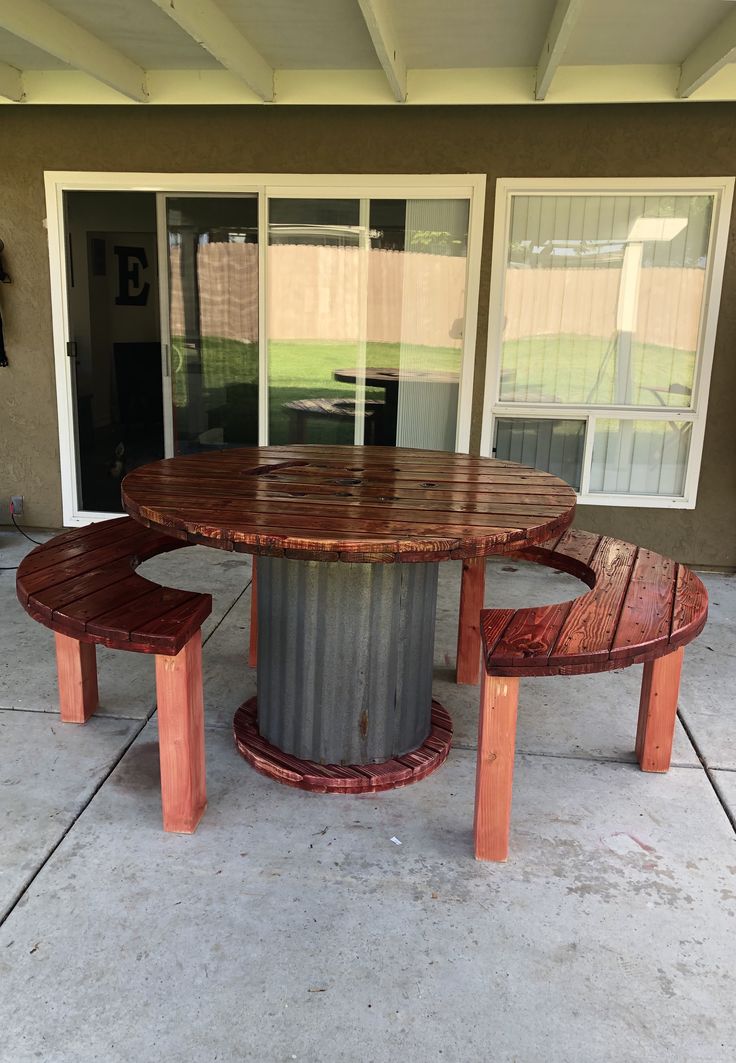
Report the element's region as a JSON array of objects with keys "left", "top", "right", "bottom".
[{"left": 122, "top": 445, "right": 577, "bottom": 562}]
